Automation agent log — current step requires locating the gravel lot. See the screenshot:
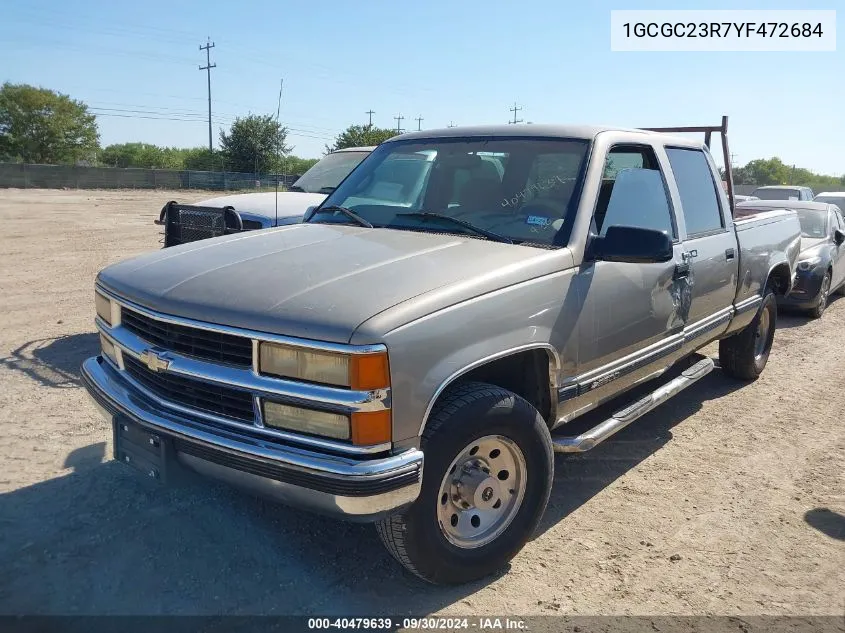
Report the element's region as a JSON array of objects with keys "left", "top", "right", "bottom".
[{"left": 0, "top": 189, "right": 843, "bottom": 617}]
